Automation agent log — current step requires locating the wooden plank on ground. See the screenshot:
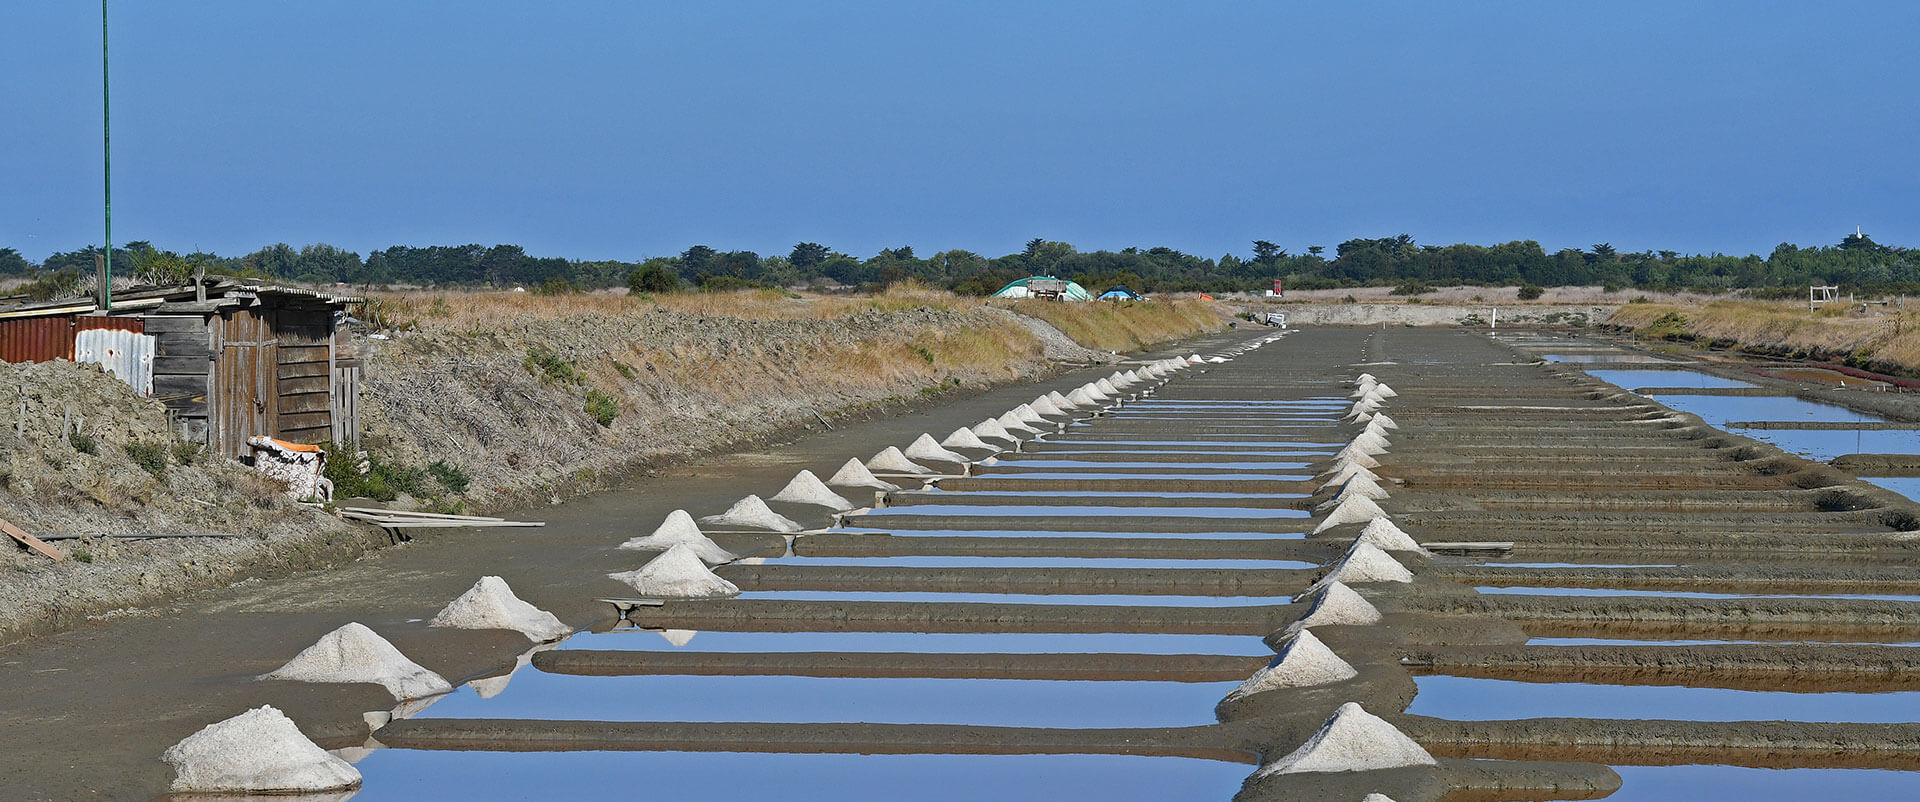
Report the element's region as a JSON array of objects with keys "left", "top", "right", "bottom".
[{"left": 0, "top": 515, "right": 64, "bottom": 560}]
